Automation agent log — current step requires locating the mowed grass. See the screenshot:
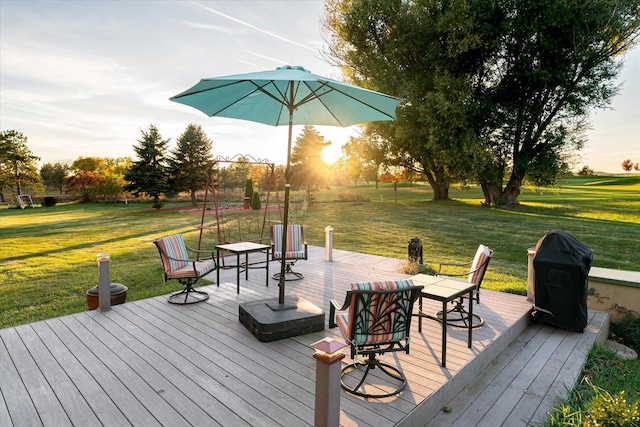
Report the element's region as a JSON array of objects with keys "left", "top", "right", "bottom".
[{"left": 1, "top": 175, "right": 638, "bottom": 329}]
